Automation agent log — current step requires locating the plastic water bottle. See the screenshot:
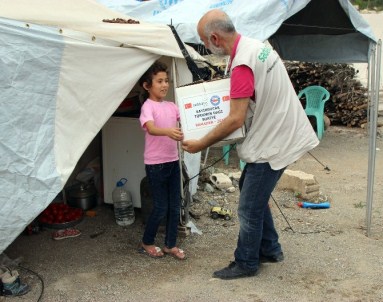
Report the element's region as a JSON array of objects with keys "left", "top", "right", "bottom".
[
  {"left": 112, "top": 178, "right": 135, "bottom": 226},
  {"left": 297, "top": 201, "right": 330, "bottom": 209}
]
